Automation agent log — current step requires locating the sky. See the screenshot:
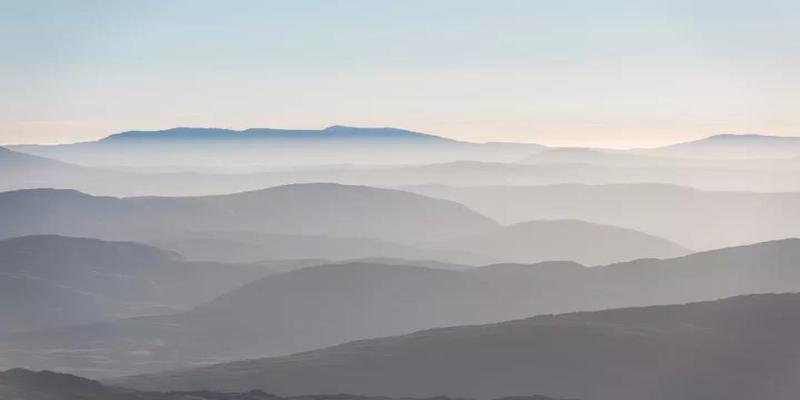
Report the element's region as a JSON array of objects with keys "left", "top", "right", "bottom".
[{"left": 0, "top": 0, "right": 798, "bottom": 148}]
